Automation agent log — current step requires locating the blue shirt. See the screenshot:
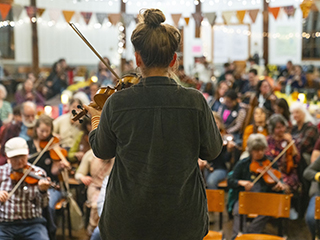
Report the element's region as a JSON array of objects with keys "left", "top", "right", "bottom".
[{"left": 19, "top": 124, "right": 31, "bottom": 141}]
